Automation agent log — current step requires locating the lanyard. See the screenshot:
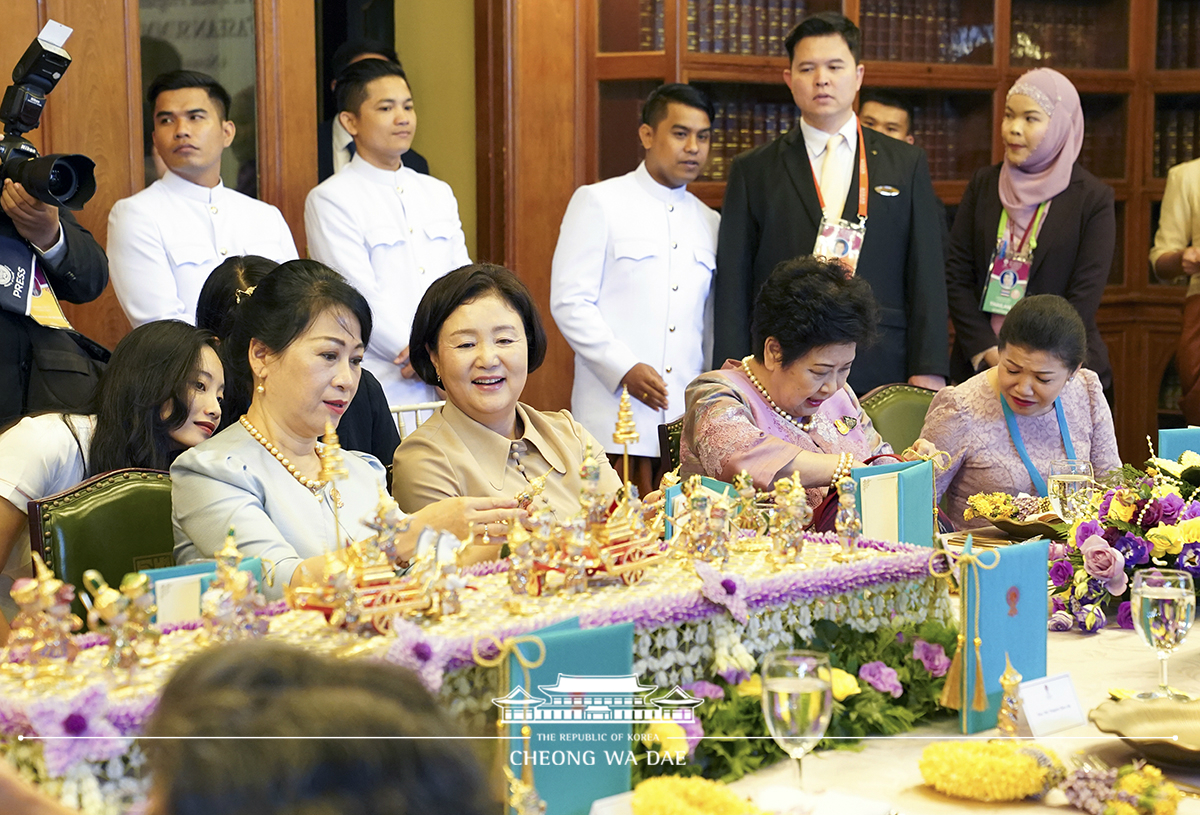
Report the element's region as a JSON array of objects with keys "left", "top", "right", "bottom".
[
  {"left": 811, "top": 119, "right": 869, "bottom": 222},
  {"left": 995, "top": 201, "right": 1050, "bottom": 261},
  {"left": 1000, "top": 395, "right": 1075, "bottom": 496}
]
